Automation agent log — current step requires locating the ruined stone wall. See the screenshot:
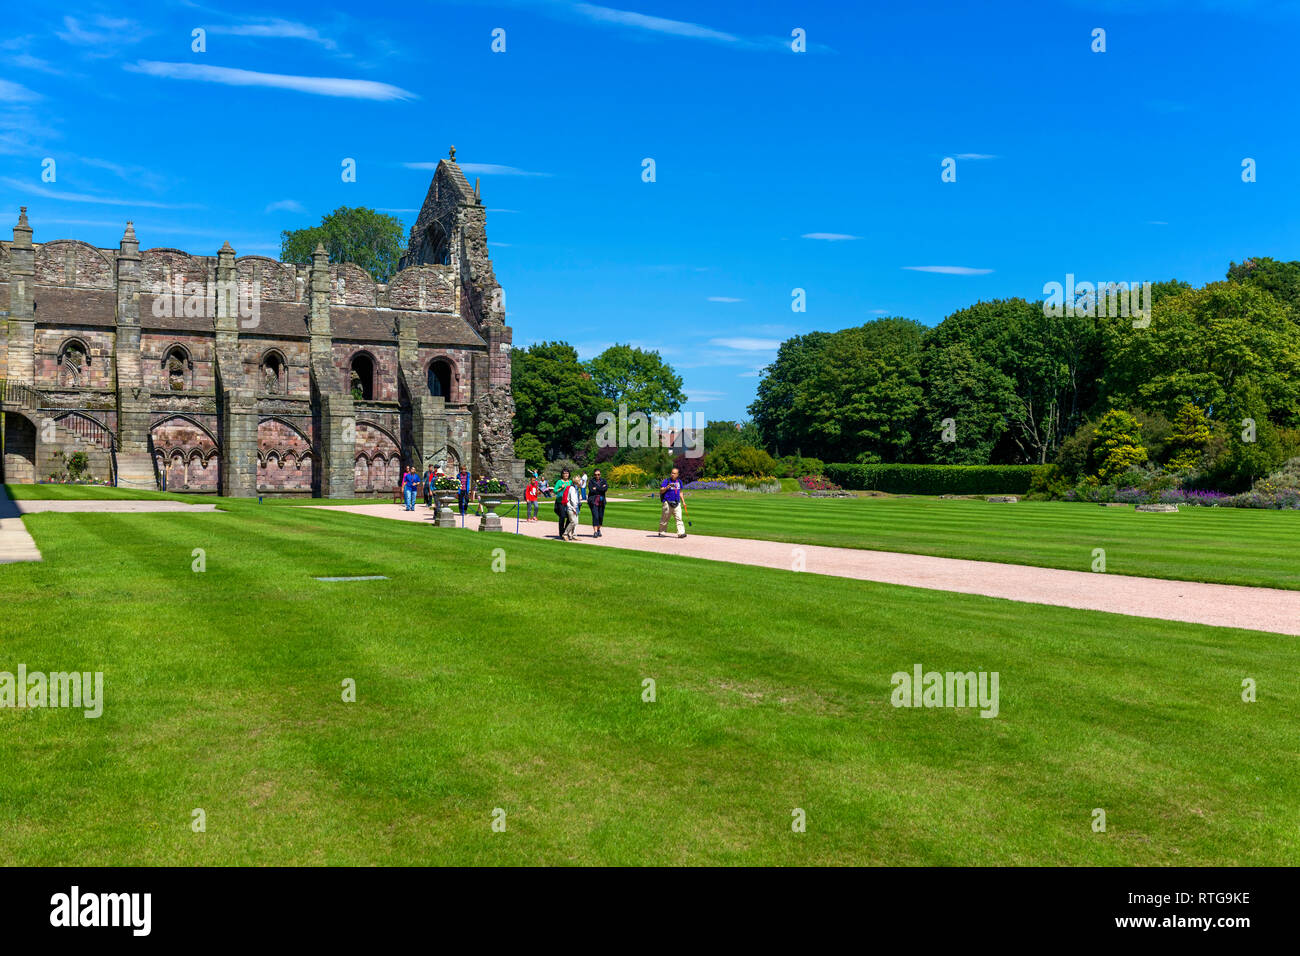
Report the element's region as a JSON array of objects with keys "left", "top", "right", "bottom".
[
  {"left": 140, "top": 332, "right": 216, "bottom": 393},
  {"left": 34, "top": 328, "right": 116, "bottom": 390},
  {"left": 6, "top": 166, "right": 518, "bottom": 494}
]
